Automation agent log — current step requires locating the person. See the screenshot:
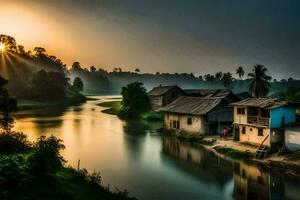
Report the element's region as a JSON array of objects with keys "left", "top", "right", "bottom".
[{"left": 223, "top": 127, "right": 228, "bottom": 140}]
